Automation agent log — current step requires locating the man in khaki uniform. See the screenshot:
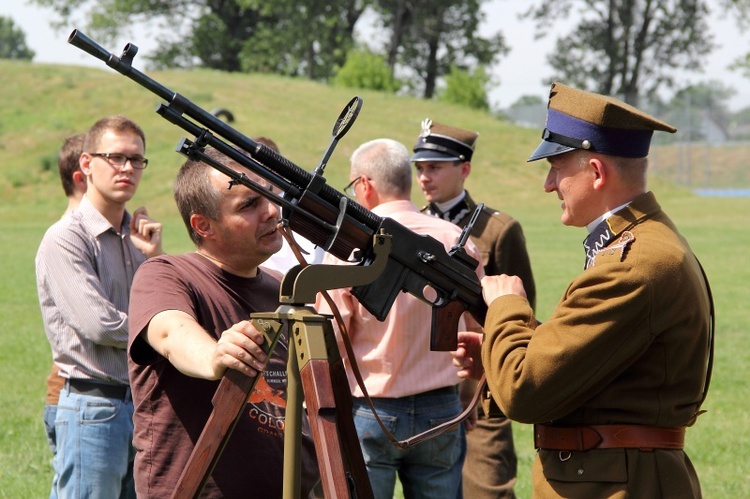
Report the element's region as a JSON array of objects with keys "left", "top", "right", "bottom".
[
  {"left": 411, "top": 120, "right": 536, "bottom": 498},
  {"left": 453, "top": 82, "right": 714, "bottom": 498}
]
